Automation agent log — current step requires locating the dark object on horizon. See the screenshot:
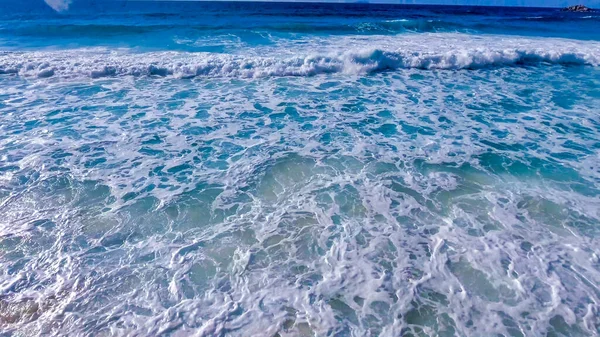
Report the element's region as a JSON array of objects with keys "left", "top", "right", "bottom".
[{"left": 561, "top": 5, "right": 594, "bottom": 12}]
